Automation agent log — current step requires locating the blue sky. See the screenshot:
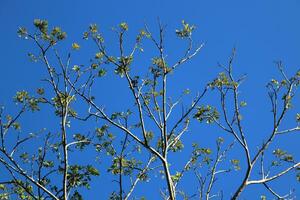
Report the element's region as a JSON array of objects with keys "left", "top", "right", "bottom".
[
  {"left": 1, "top": 0, "right": 300, "bottom": 106},
  {"left": 0, "top": 0, "right": 300, "bottom": 199}
]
